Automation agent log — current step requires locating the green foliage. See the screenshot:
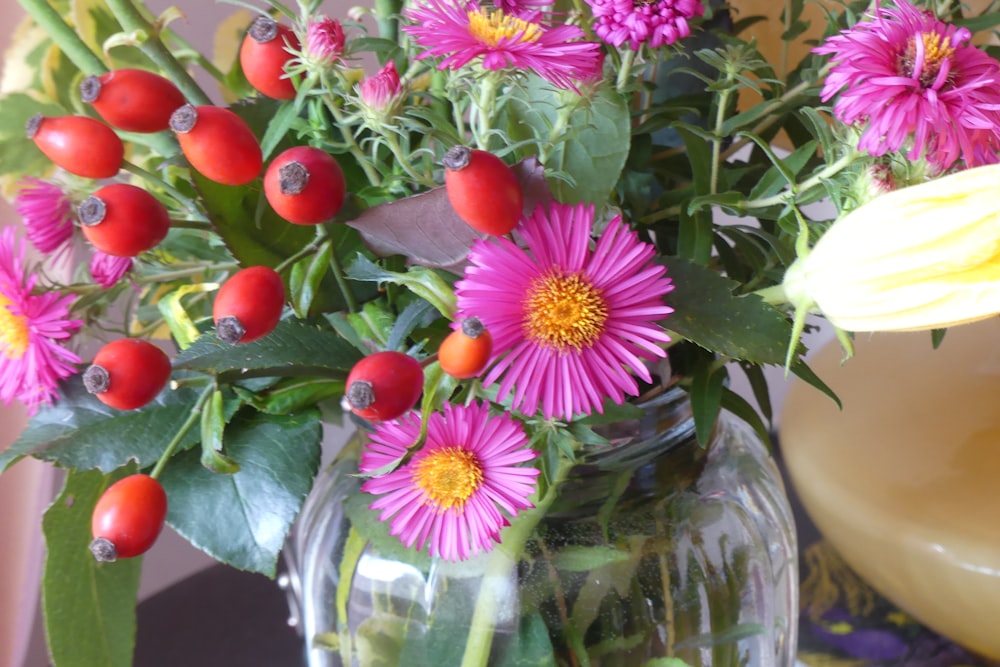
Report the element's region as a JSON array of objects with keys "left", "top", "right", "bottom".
[{"left": 42, "top": 467, "right": 143, "bottom": 667}]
